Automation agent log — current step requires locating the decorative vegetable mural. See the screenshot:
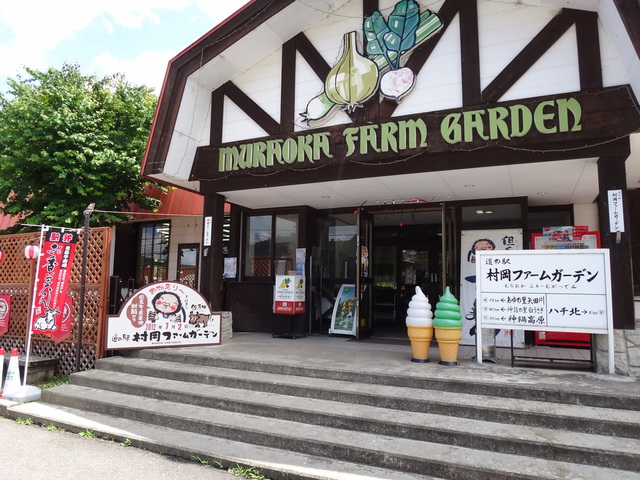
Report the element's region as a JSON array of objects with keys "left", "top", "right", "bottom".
[{"left": 301, "top": 0, "right": 442, "bottom": 126}]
